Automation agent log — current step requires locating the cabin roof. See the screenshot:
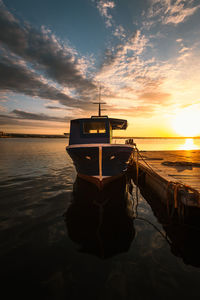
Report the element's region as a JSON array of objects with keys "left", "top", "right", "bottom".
[
  {"left": 108, "top": 118, "right": 127, "bottom": 130},
  {"left": 71, "top": 117, "right": 127, "bottom": 130}
]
